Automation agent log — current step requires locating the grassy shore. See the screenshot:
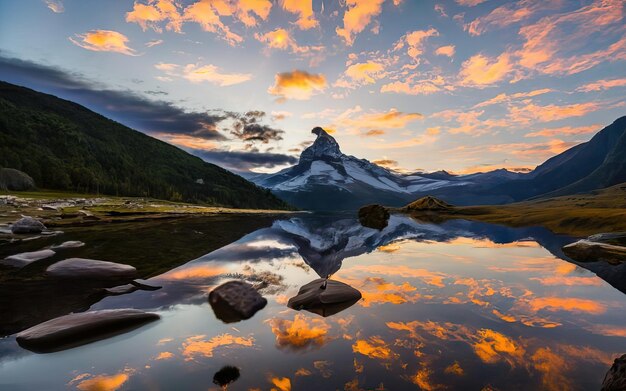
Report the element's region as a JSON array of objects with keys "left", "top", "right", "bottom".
[{"left": 397, "top": 183, "right": 626, "bottom": 237}]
